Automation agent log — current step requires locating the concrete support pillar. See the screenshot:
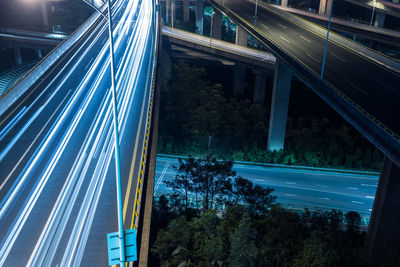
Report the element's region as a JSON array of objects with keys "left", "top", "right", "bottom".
[
  {"left": 374, "top": 12, "right": 386, "bottom": 28},
  {"left": 233, "top": 64, "right": 246, "bottom": 96},
  {"left": 14, "top": 46, "right": 22, "bottom": 65},
  {"left": 211, "top": 10, "right": 222, "bottom": 40},
  {"left": 37, "top": 49, "right": 43, "bottom": 59},
  {"left": 367, "top": 157, "right": 400, "bottom": 256},
  {"left": 319, "top": 0, "right": 332, "bottom": 16},
  {"left": 267, "top": 61, "right": 292, "bottom": 151},
  {"left": 166, "top": 0, "right": 172, "bottom": 24},
  {"left": 196, "top": 0, "right": 204, "bottom": 35},
  {"left": 183, "top": 0, "right": 190, "bottom": 22},
  {"left": 235, "top": 25, "right": 248, "bottom": 47},
  {"left": 161, "top": 46, "right": 172, "bottom": 80},
  {"left": 41, "top": 1, "right": 49, "bottom": 26},
  {"left": 318, "top": 0, "right": 327, "bottom": 15},
  {"left": 281, "top": 0, "right": 288, "bottom": 7},
  {"left": 253, "top": 69, "right": 266, "bottom": 105}
]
